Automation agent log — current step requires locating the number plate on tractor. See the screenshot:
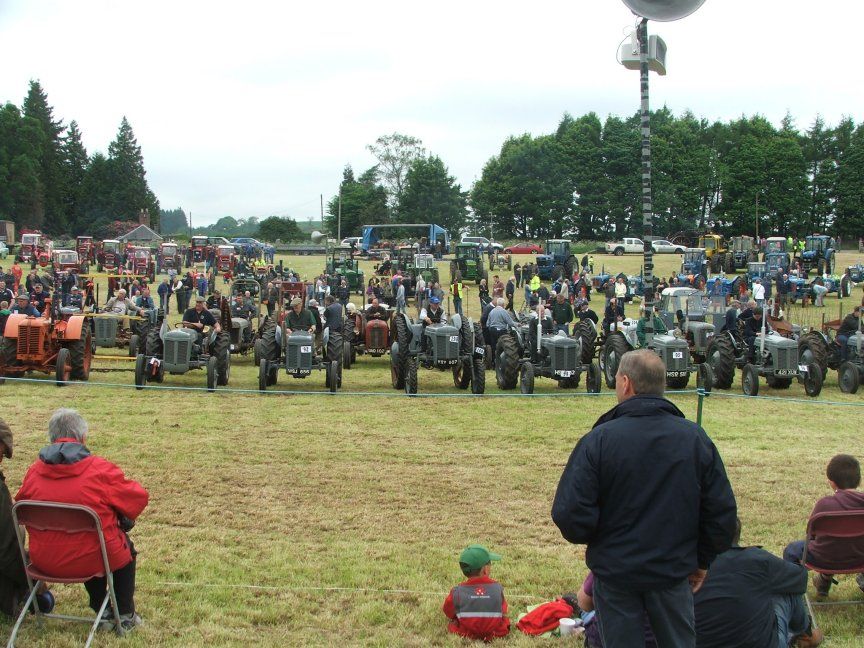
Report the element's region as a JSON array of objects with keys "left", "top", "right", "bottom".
[
  {"left": 775, "top": 369, "right": 797, "bottom": 376},
  {"left": 449, "top": 335, "right": 460, "bottom": 343},
  {"left": 798, "top": 364, "right": 808, "bottom": 373},
  {"left": 301, "top": 346, "right": 312, "bottom": 353},
  {"left": 475, "top": 346, "right": 485, "bottom": 355},
  {"left": 556, "top": 370, "right": 575, "bottom": 377},
  {"left": 672, "top": 351, "right": 684, "bottom": 359},
  {"left": 666, "top": 371, "right": 686, "bottom": 377}
]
